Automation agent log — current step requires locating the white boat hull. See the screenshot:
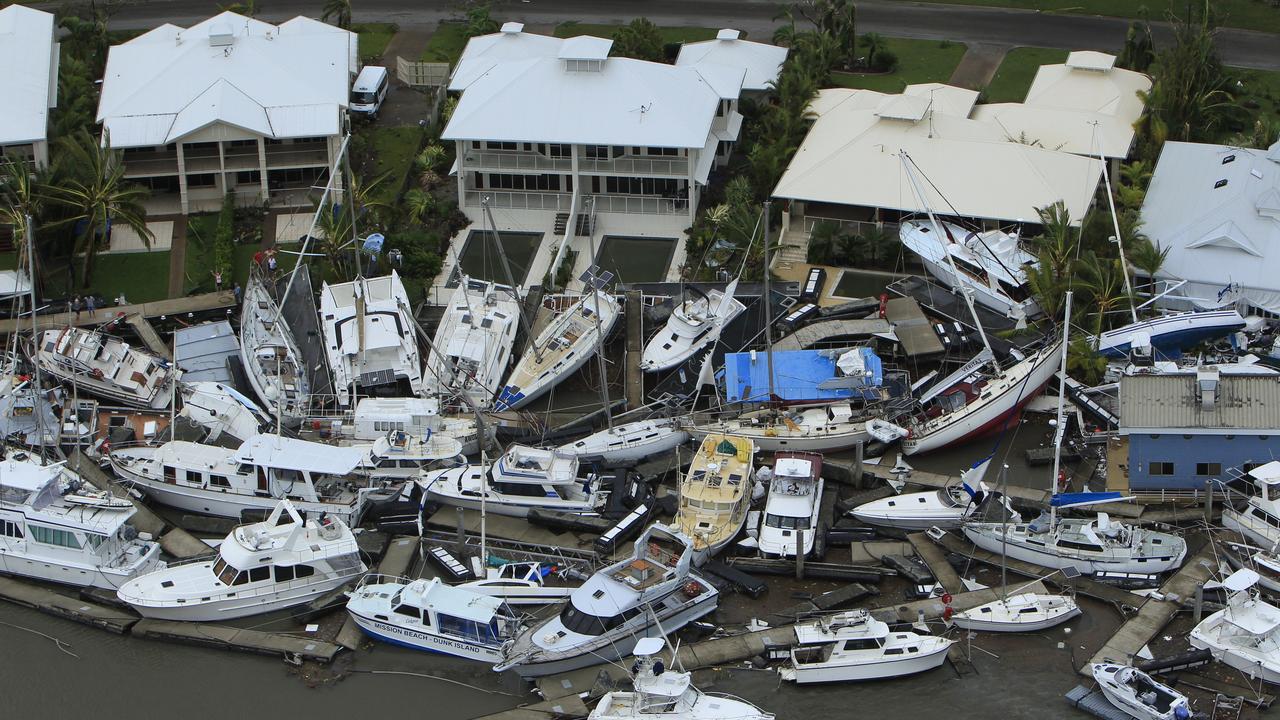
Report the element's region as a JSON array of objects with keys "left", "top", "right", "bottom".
[
  {"left": 1189, "top": 634, "right": 1280, "bottom": 685},
  {"left": 963, "top": 526, "right": 1185, "bottom": 574},
  {"left": 0, "top": 547, "right": 163, "bottom": 591},
  {"left": 561, "top": 422, "right": 690, "bottom": 465},
  {"left": 781, "top": 642, "right": 951, "bottom": 683},
  {"left": 847, "top": 507, "right": 970, "bottom": 531},
  {"left": 348, "top": 609, "right": 503, "bottom": 662},
  {"left": 687, "top": 424, "right": 867, "bottom": 454},
  {"left": 950, "top": 594, "right": 1081, "bottom": 633},
  {"left": 126, "top": 576, "right": 350, "bottom": 621},
  {"left": 1222, "top": 507, "right": 1280, "bottom": 549}
]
